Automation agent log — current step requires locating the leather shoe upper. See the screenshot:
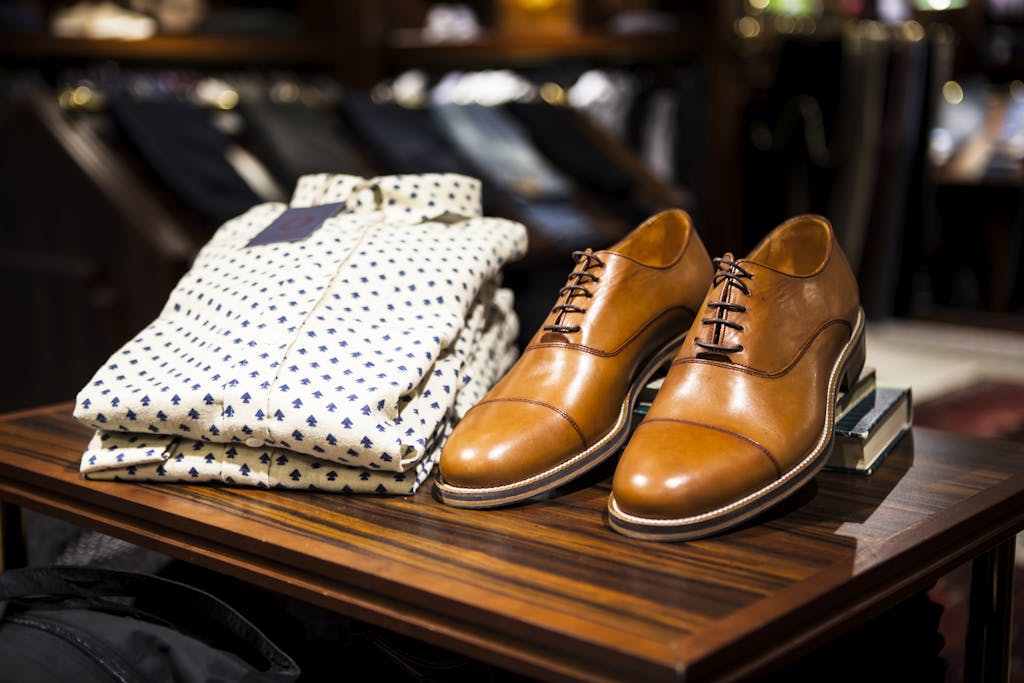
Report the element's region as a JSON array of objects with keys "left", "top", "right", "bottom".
[
  {"left": 438, "top": 209, "right": 713, "bottom": 505},
  {"left": 610, "top": 214, "right": 864, "bottom": 535}
]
